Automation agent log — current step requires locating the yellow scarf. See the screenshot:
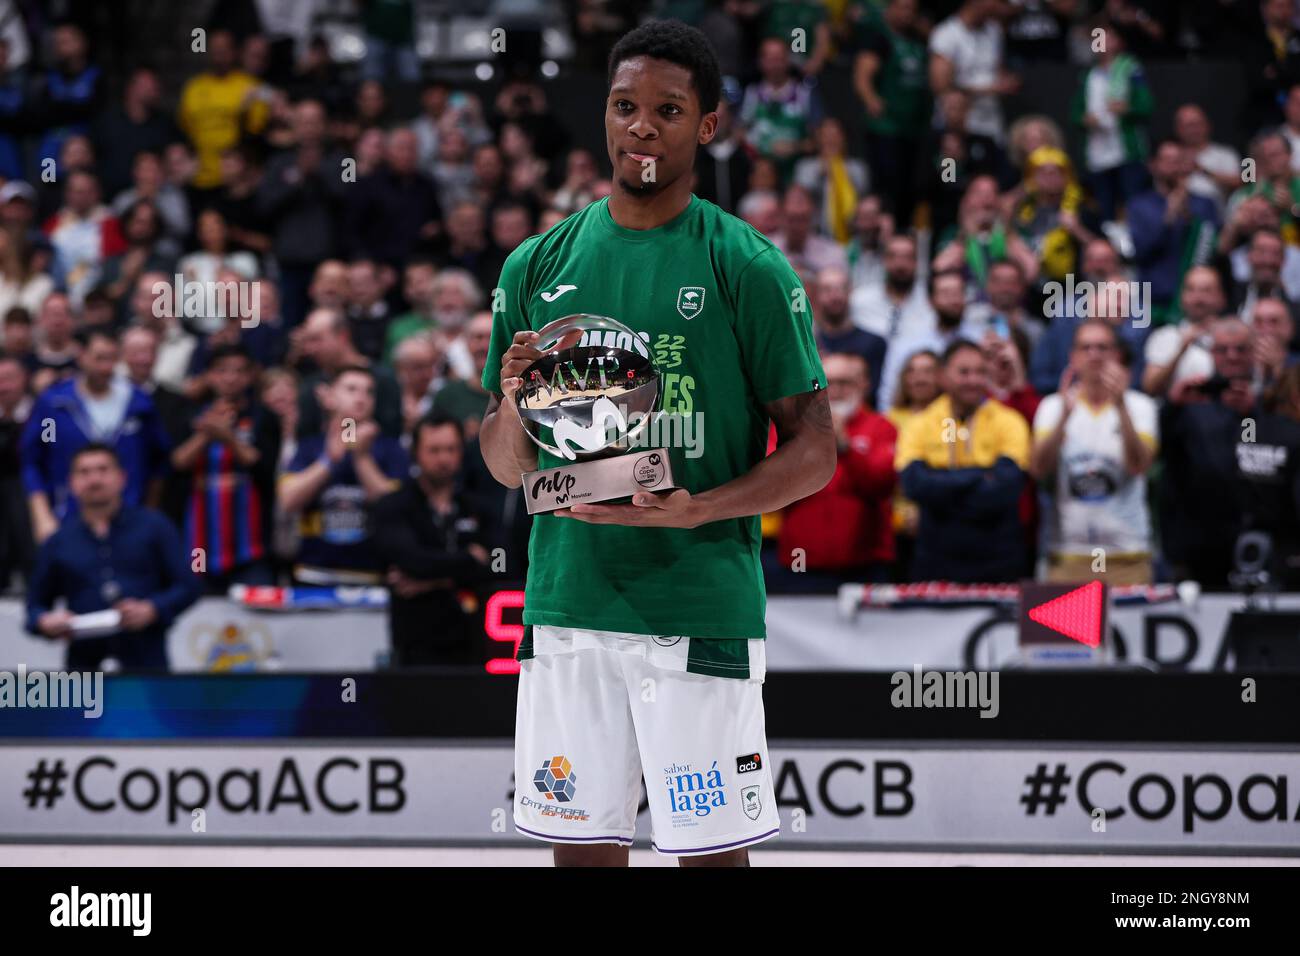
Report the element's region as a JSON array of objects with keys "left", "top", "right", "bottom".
[{"left": 827, "top": 154, "right": 857, "bottom": 243}]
